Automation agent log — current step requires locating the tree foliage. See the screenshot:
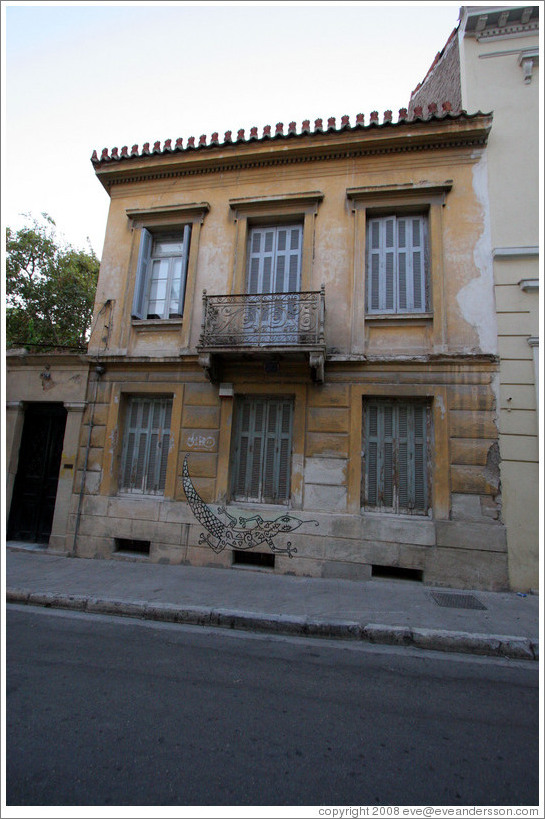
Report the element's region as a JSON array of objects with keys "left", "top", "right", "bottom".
[{"left": 6, "top": 213, "right": 99, "bottom": 350}]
